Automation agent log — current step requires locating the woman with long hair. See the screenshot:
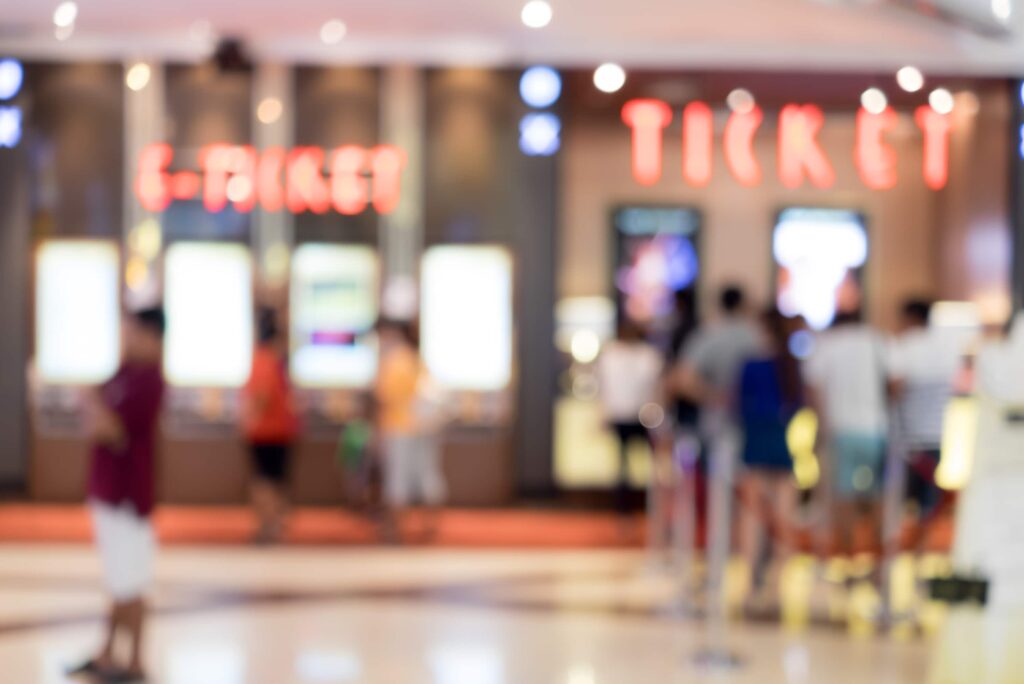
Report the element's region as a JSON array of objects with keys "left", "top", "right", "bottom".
[{"left": 736, "top": 308, "right": 803, "bottom": 611}]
